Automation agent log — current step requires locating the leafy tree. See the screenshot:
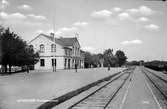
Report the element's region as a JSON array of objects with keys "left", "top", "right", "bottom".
[
  {"left": 0, "top": 26, "right": 4, "bottom": 65},
  {"left": 97, "top": 53, "right": 103, "bottom": 59},
  {"left": 83, "top": 49, "right": 128, "bottom": 68},
  {"left": 103, "top": 49, "right": 117, "bottom": 67},
  {"left": 115, "top": 50, "right": 127, "bottom": 67},
  {"left": 84, "top": 52, "right": 92, "bottom": 68},
  {"left": 0, "top": 28, "right": 39, "bottom": 73},
  {"left": 84, "top": 52, "right": 104, "bottom": 68},
  {"left": 91, "top": 54, "right": 100, "bottom": 67},
  {"left": 126, "top": 60, "right": 139, "bottom": 66},
  {"left": 97, "top": 53, "right": 104, "bottom": 67}
]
